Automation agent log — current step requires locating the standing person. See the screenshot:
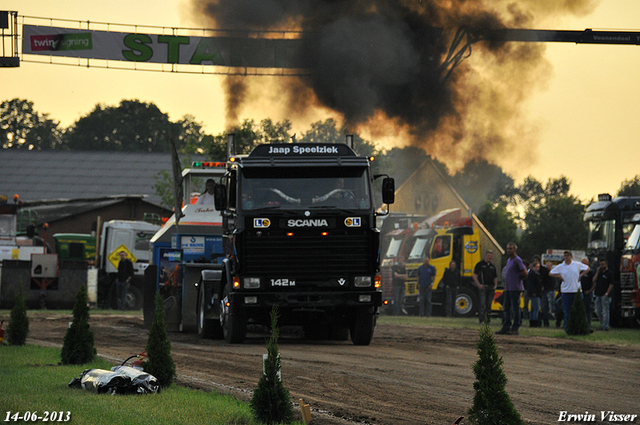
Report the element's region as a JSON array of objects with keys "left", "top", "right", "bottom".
[
  {"left": 440, "top": 260, "right": 461, "bottom": 317},
  {"left": 540, "top": 260, "right": 556, "bottom": 327},
  {"left": 116, "top": 251, "right": 134, "bottom": 311},
  {"left": 392, "top": 257, "right": 408, "bottom": 316},
  {"left": 580, "top": 258, "right": 596, "bottom": 329},
  {"left": 592, "top": 258, "right": 615, "bottom": 331},
  {"left": 417, "top": 256, "right": 437, "bottom": 317},
  {"left": 526, "top": 261, "right": 542, "bottom": 327},
  {"left": 550, "top": 250, "right": 590, "bottom": 331},
  {"left": 473, "top": 250, "right": 498, "bottom": 324},
  {"left": 496, "top": 243, "right": 528, "bottom": 335}
]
